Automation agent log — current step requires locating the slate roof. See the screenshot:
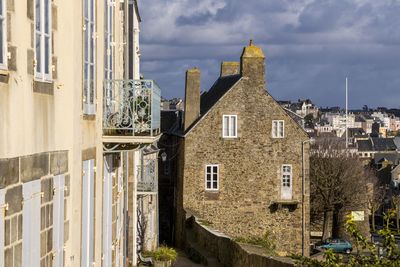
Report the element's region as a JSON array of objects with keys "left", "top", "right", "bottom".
[
  {"left": 357, "top": 139, "right": 373, "bottom": 151},
  {"left": 341, "top": 128, "right": 365, "bottom": 138},
  {"left": 394, "top": 137, "right": 400, "bottom": 150},
  {"left": 199, "top": 75, "right": 242, "bottom": 116},
  {"left": 374, "top": 153, "right": 400, "bottom": 165},
  {"left": 357, "top": 138, "right": 397, "bottom": 152},
  {"left": 372, "top": 138, "right": 397, "bottom": 151}
]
